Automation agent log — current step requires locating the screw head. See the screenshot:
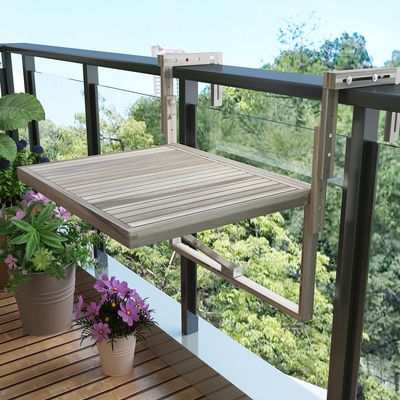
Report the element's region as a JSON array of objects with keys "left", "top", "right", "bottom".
[
  {"left": 329, "top": 133, "right": 333, "bottom": 138},
  {"left": 328, "top": 152, "right": 331, "bottom": 157},
  {"left": 372, "top": 73, "right": 378, "bottom": 82},
  {"left": 346, "top": 76, "right": 353, "bottom": 85}
]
